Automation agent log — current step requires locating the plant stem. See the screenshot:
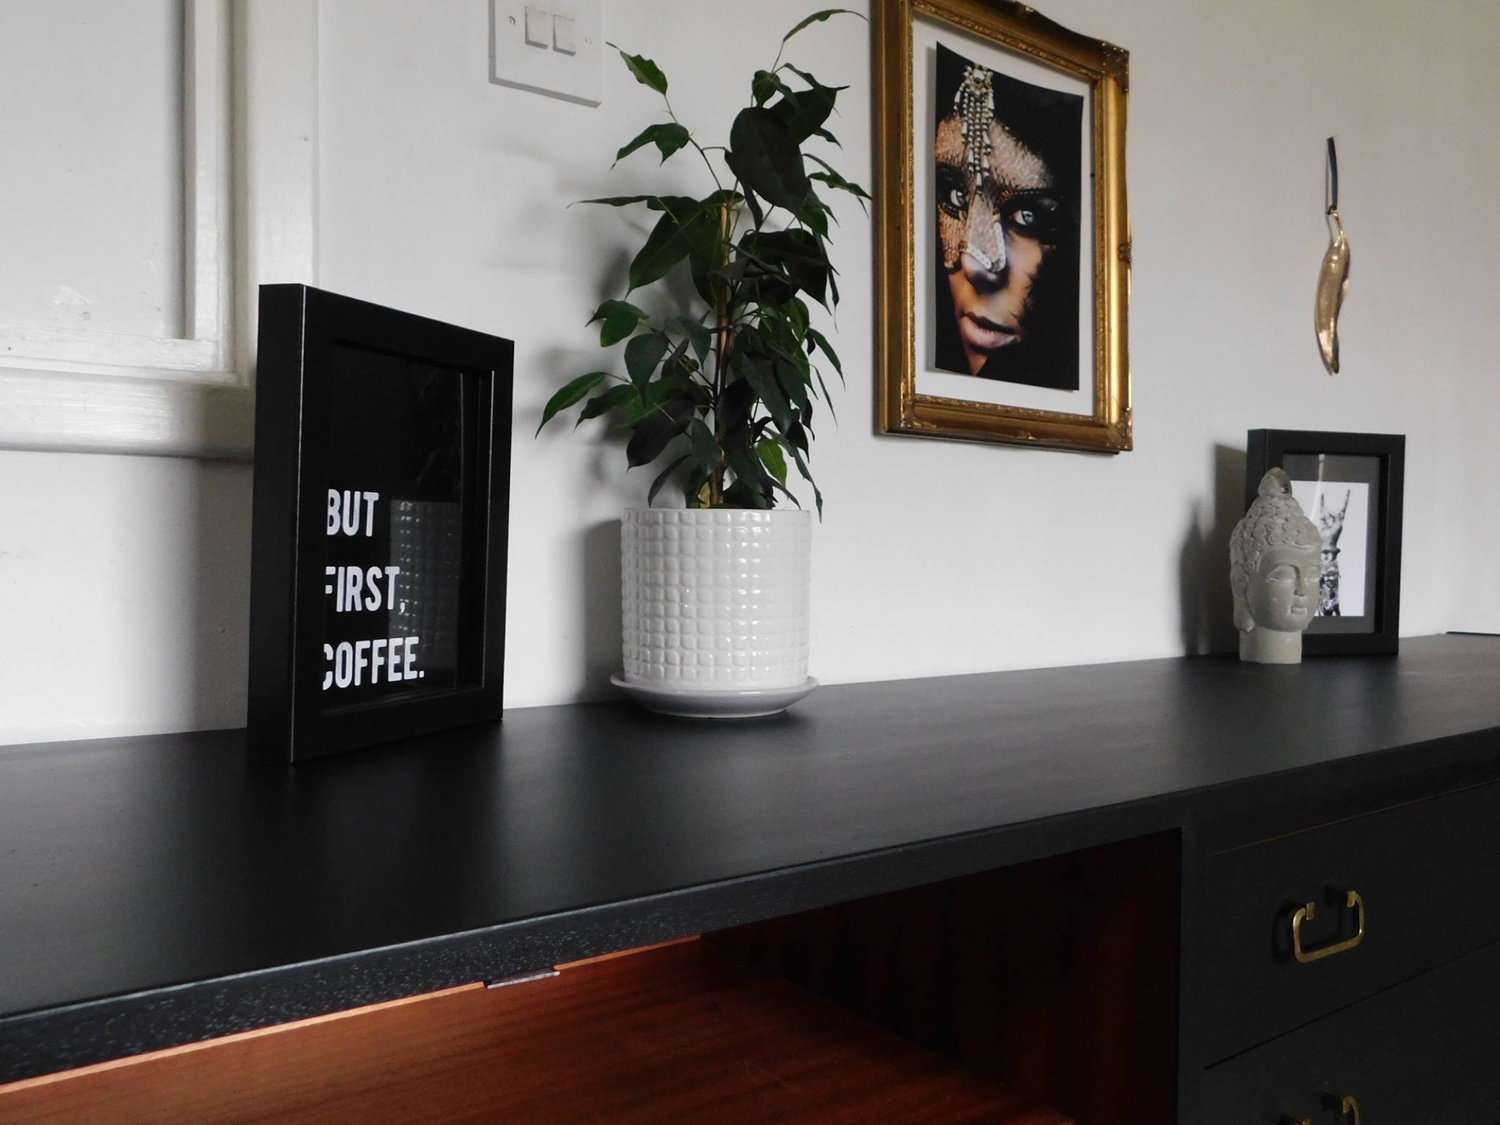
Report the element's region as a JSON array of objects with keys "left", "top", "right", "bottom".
[
  {"left": 662, "top": 96, "right": 725, "bottom": 194},
  {"left": 707, "top": 198, "right": 740, "bottom": 507}
]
